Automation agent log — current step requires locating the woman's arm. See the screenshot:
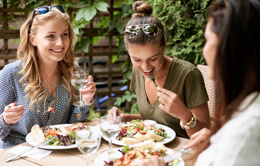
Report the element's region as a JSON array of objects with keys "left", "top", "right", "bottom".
[{"left": 157, "top": 87, "right": 210, "bottom": 137}]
